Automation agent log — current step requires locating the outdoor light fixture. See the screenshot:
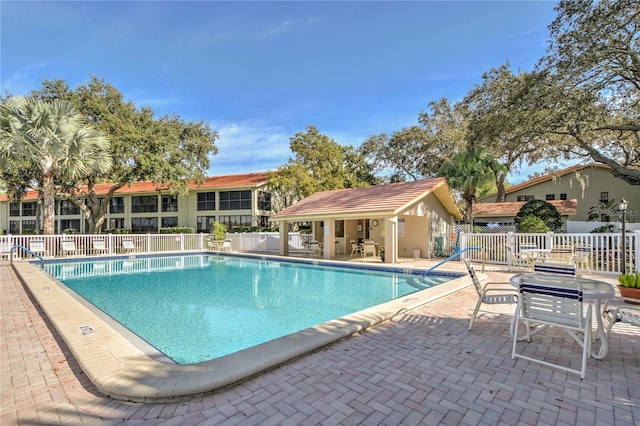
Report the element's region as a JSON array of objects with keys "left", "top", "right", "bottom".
[{"left": 619, "top": 198, "right": 628, "bottom": 274}]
